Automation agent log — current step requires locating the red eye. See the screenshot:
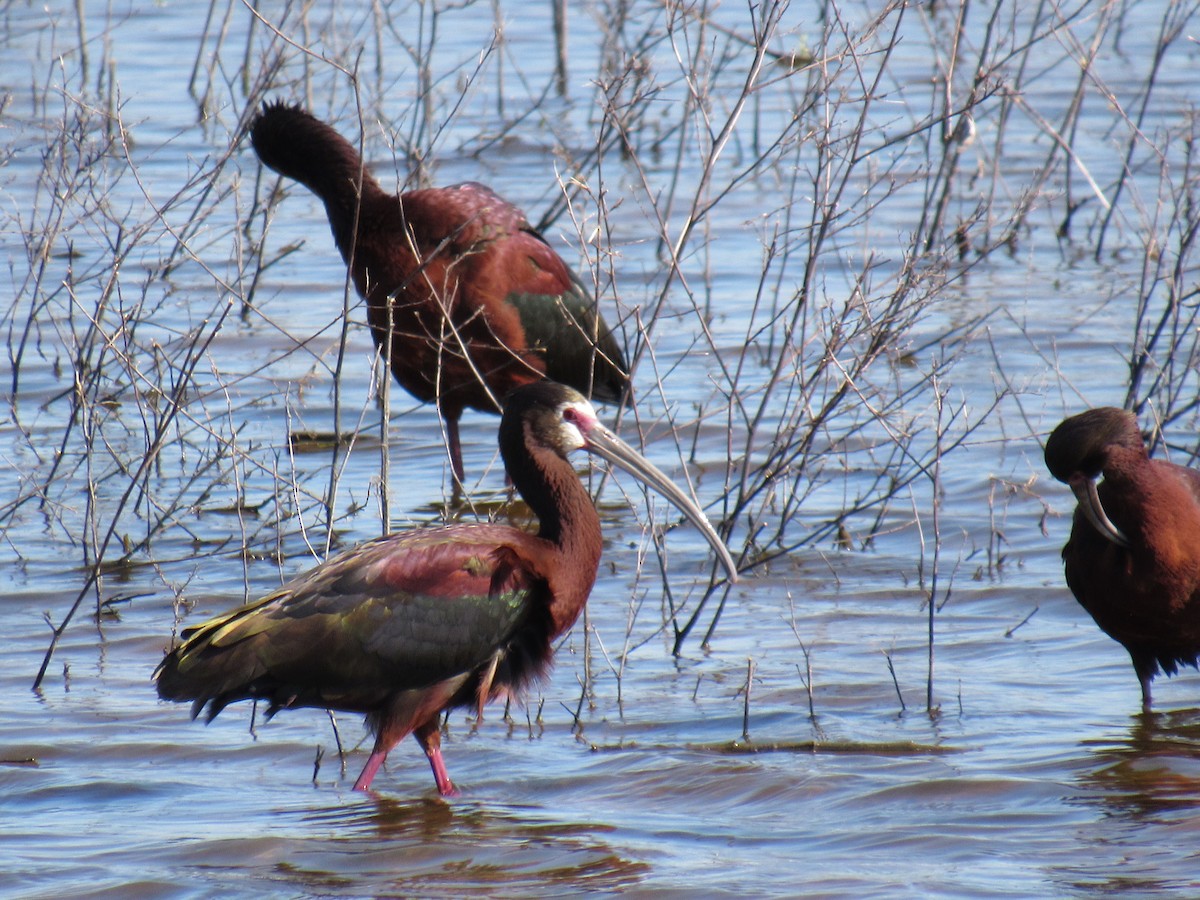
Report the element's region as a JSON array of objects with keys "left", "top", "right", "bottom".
[{"left": 561, "top": 405, "right": 595, "bottom": 437}]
